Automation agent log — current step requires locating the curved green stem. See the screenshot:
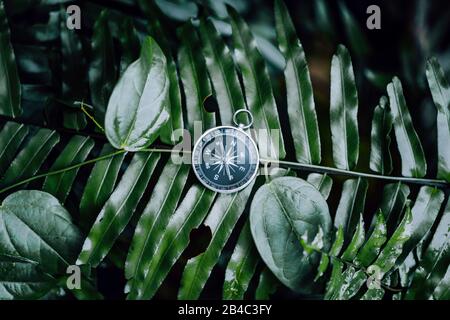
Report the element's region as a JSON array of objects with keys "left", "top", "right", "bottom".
[
  {"left": 0, "top": 148, "right": 448, "bottom": 196},
  {"left": 77, "top": 101, "right": 105, "bottom": 133},
  {"left": 0, "top": 149, "right": 127, "bottom": 195}
]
